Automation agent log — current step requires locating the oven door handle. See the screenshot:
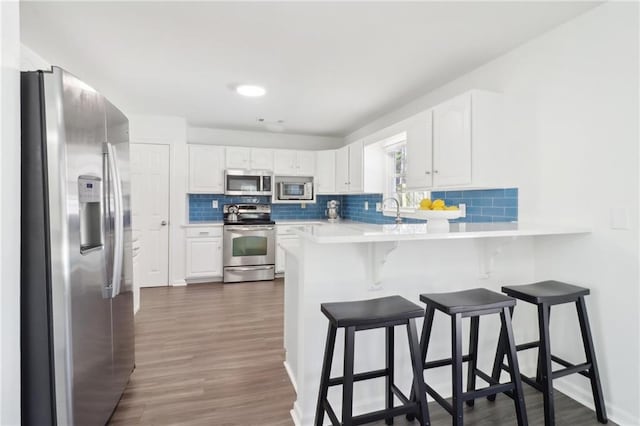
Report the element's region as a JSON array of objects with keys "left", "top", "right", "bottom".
[
  {"left": 225, "top": 226, "right": 275, "bottom": 232},
  {"left": 225, "top": 266, "right": 275, "bottom": 272}
]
